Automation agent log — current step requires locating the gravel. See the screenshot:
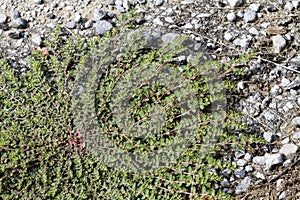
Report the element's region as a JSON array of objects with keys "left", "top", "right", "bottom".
[{"left": 0, "top": 0, "right": 299, "bottom": 198}]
